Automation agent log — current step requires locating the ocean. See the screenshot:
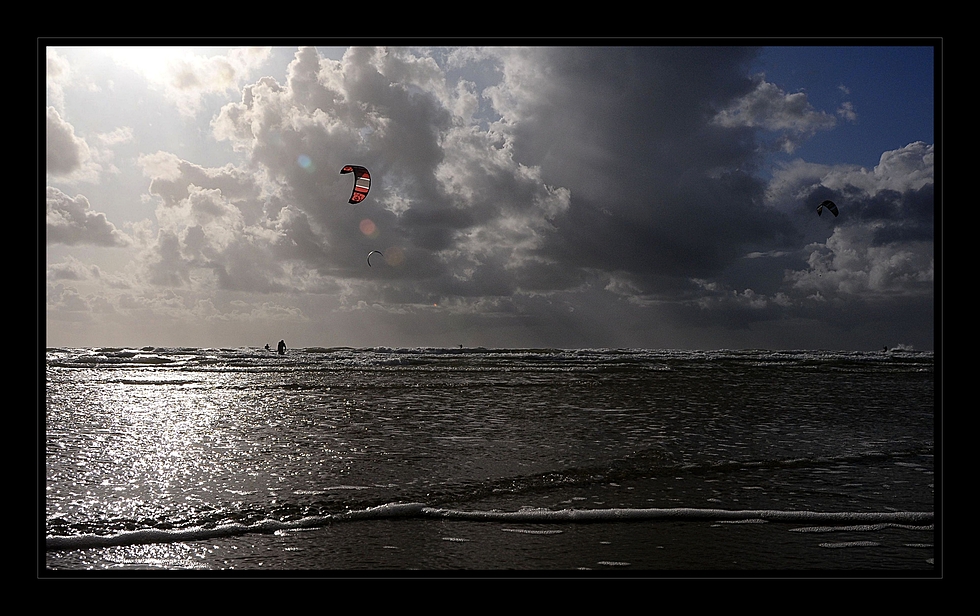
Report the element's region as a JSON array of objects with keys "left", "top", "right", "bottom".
[{"left": 42, "top": 346, "right": 938, "bottom": 575}]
